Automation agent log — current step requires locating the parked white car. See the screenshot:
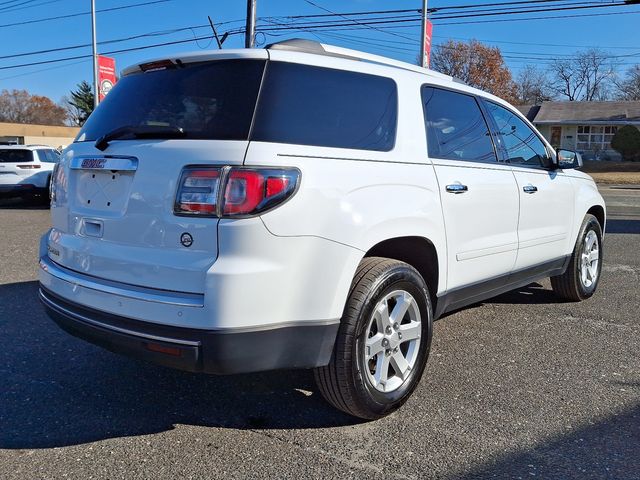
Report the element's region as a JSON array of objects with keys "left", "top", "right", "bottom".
[
  {"left": 0, "top": 145, "right": 60, "bottom": 201},
  {"left": 39, "top": 40, "right": 605, "bottom": 419}
]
